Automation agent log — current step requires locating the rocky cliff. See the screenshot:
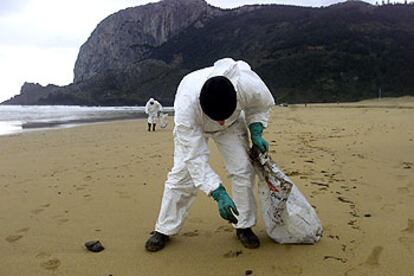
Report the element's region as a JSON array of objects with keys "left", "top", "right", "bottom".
[
  {"left": 5, "top": 83, "right": 62, "bottom": 105},
  {"left": 74, "top": 0, "right": 224, "bottom": 82},
  {"left": 3, "top": 0, "right": 414, "bottom": 105}
]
